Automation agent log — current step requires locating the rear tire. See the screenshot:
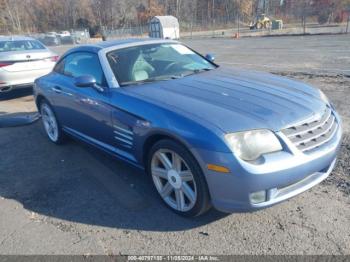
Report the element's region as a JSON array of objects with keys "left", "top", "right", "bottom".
[
  {"left": 40, "top": 100, "right": 65, "bottom": 144},
  {"left": 147, "top": 139, "right": 211, "bottom": 217}
]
